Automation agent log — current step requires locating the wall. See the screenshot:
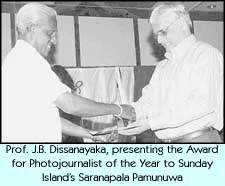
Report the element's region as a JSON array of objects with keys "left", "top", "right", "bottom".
[
  {"left": 55, "top": 16, "right": 77, "bottom": 66},
  {"left": 193, "top": 20, "right": 223, "bottom": 54},
  {"left": 1, "top": 13, "right": 12, "bottom": 63},
  {"left": 78, "top": 16, "right": 136, "bottom": 66},
  {"left": 1, "top": 3, "right": 223, "bottom": 67}
]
